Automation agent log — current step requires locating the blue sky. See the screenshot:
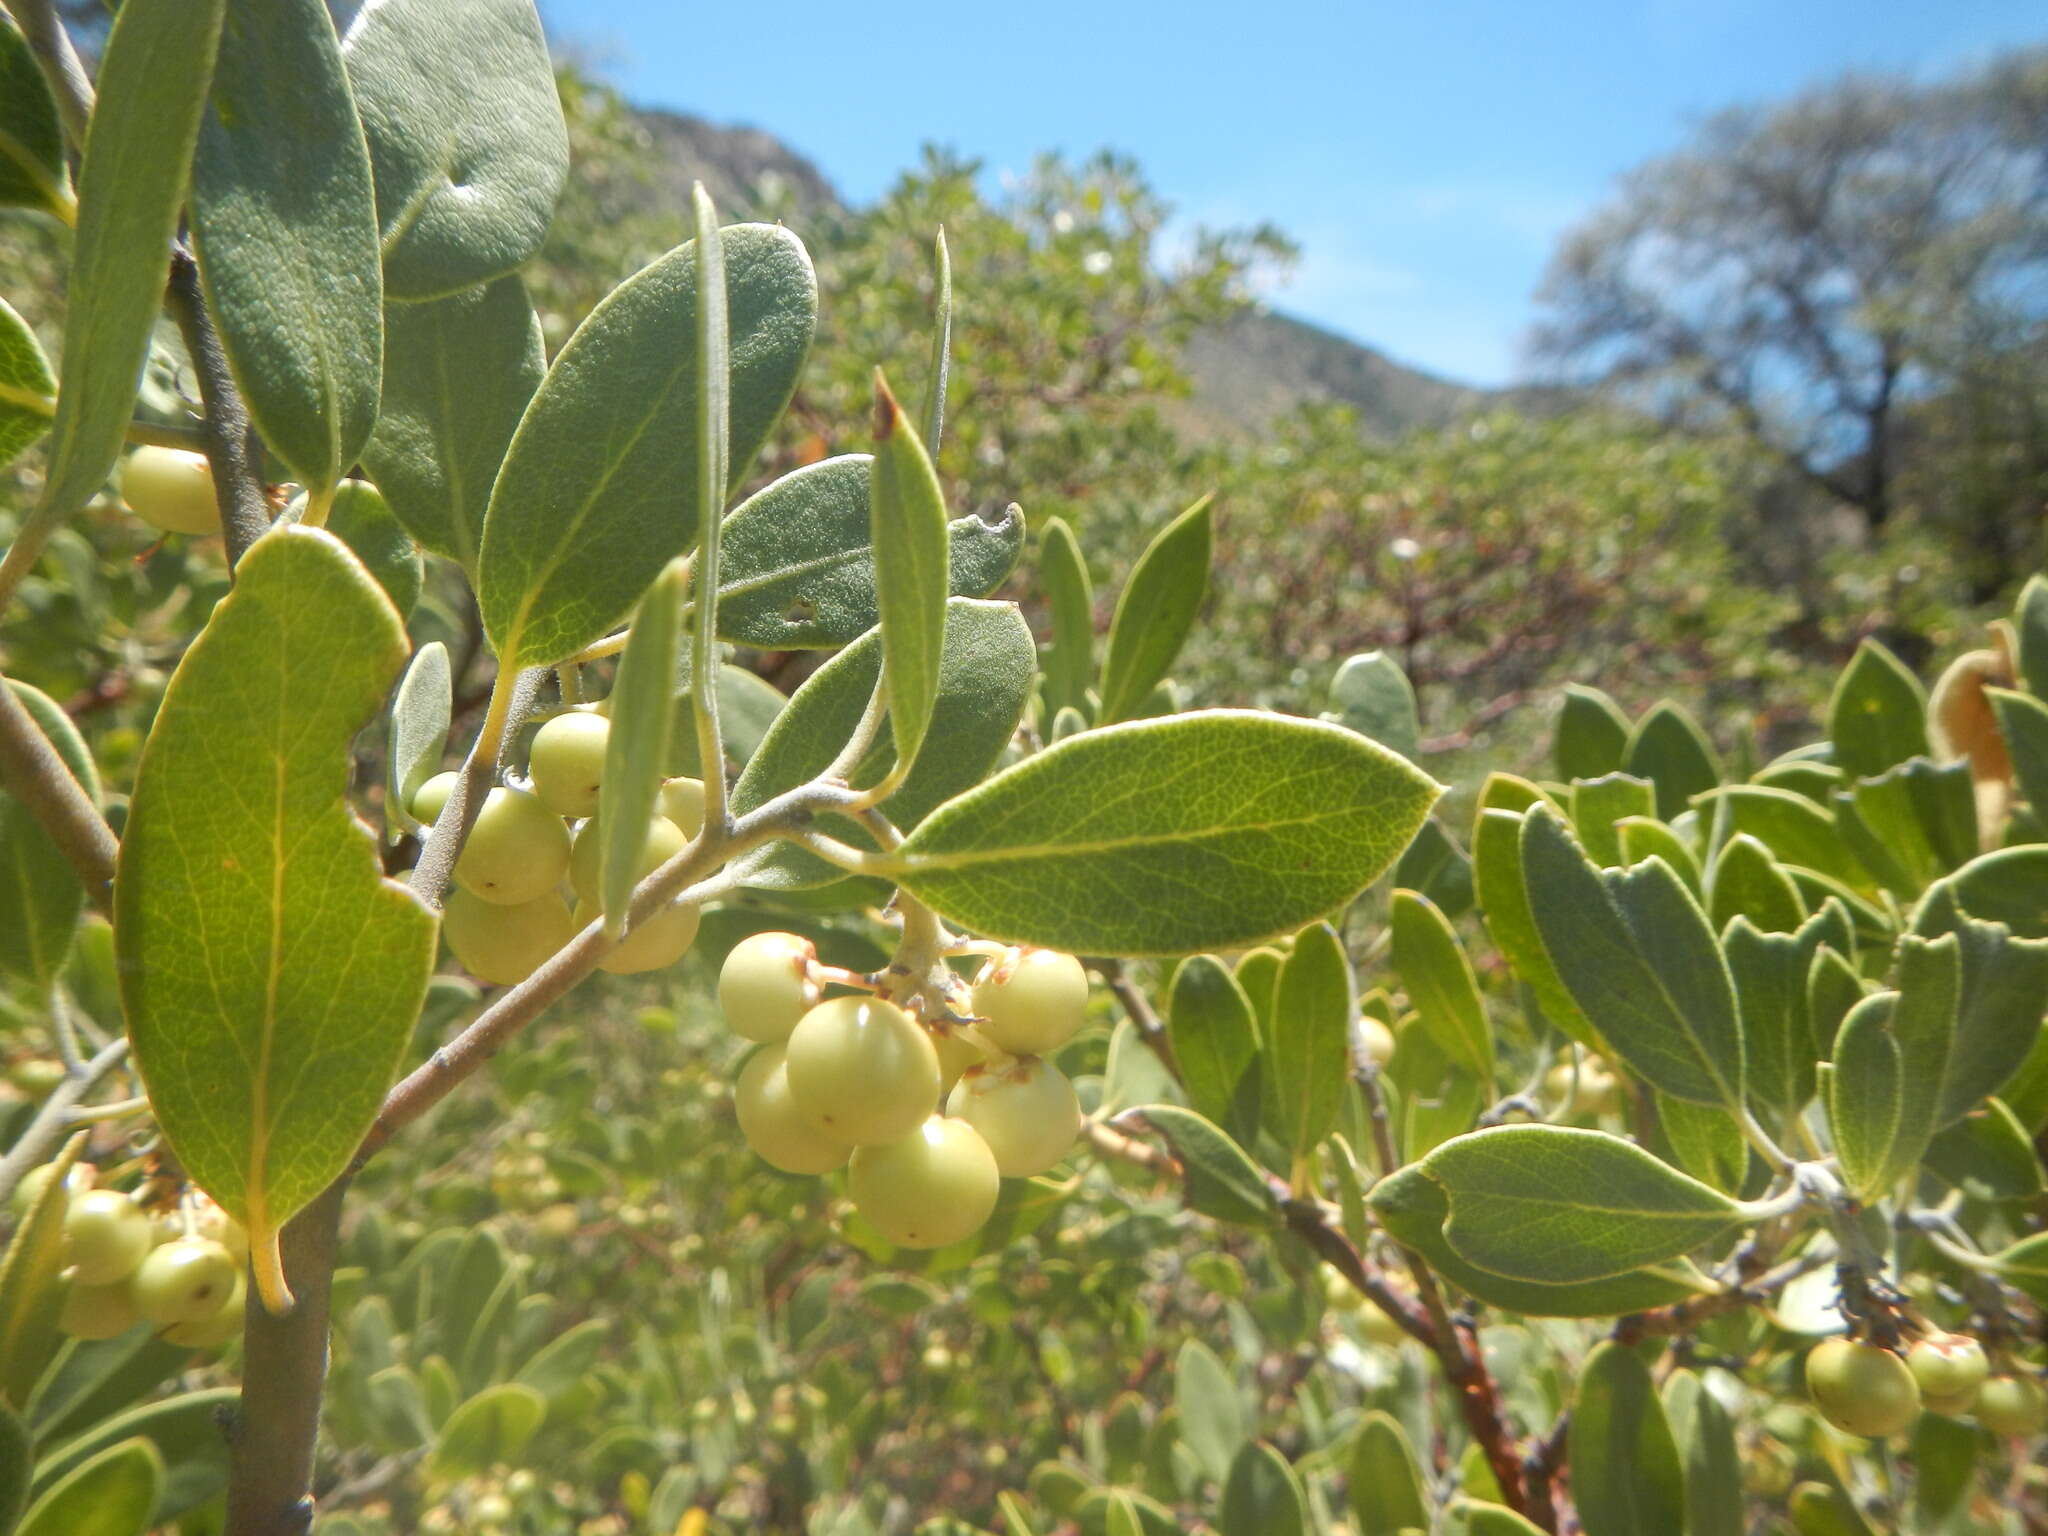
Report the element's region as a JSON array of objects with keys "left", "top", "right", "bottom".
[{"left": 548, "top": 1, "right": 2044, "bottom": 387}]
